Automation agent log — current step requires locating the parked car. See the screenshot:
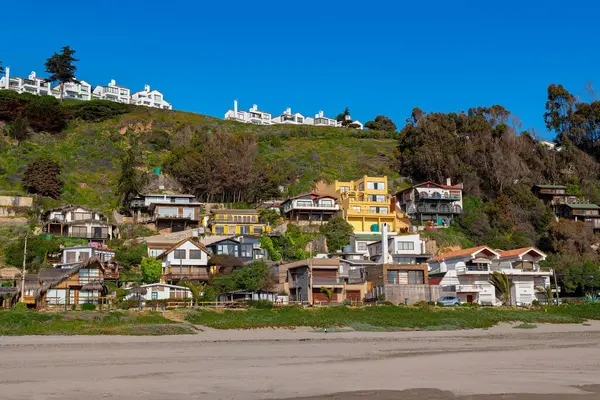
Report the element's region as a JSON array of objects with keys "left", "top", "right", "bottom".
[{"left": 436, "top": 296, "right": 461, "bottom": 306}]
